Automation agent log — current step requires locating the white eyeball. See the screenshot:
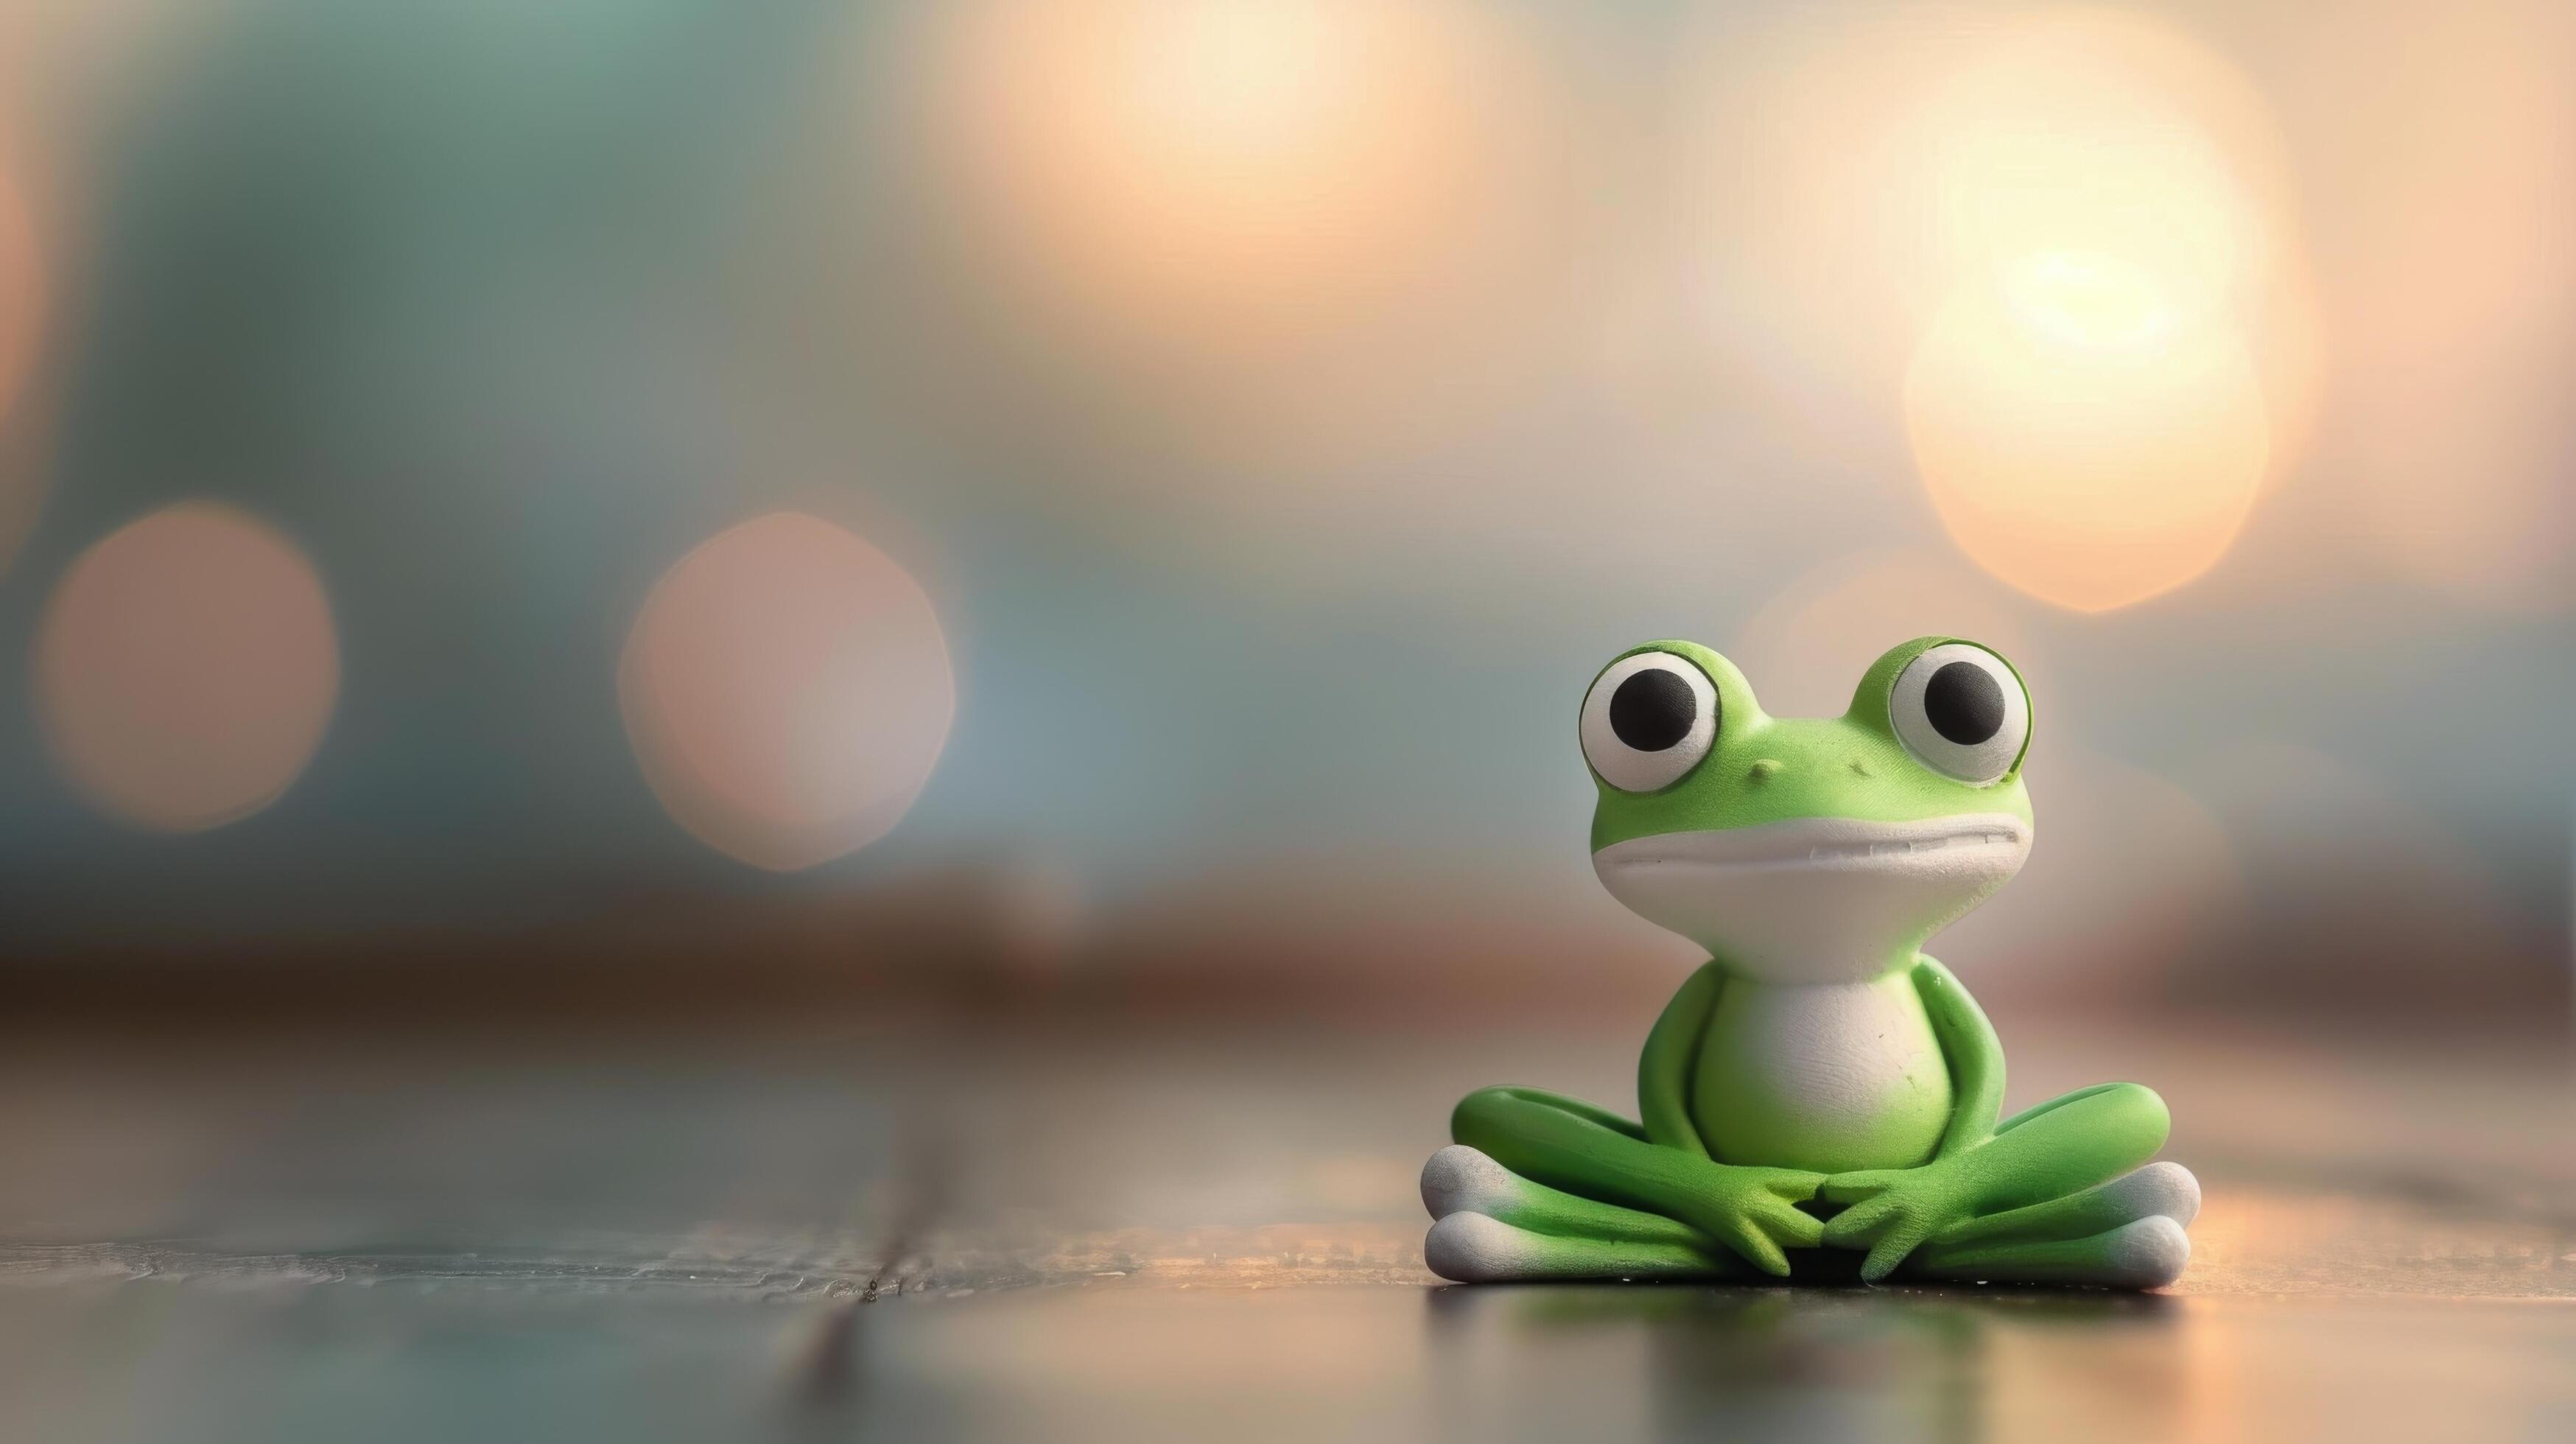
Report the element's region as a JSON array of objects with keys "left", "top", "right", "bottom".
[
  {"left": 1581, "top": 651, "right": 1718, "bottom": 793},
  {"left": 1889, "top": 642, "right": 2029, "bottom": 785}
]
